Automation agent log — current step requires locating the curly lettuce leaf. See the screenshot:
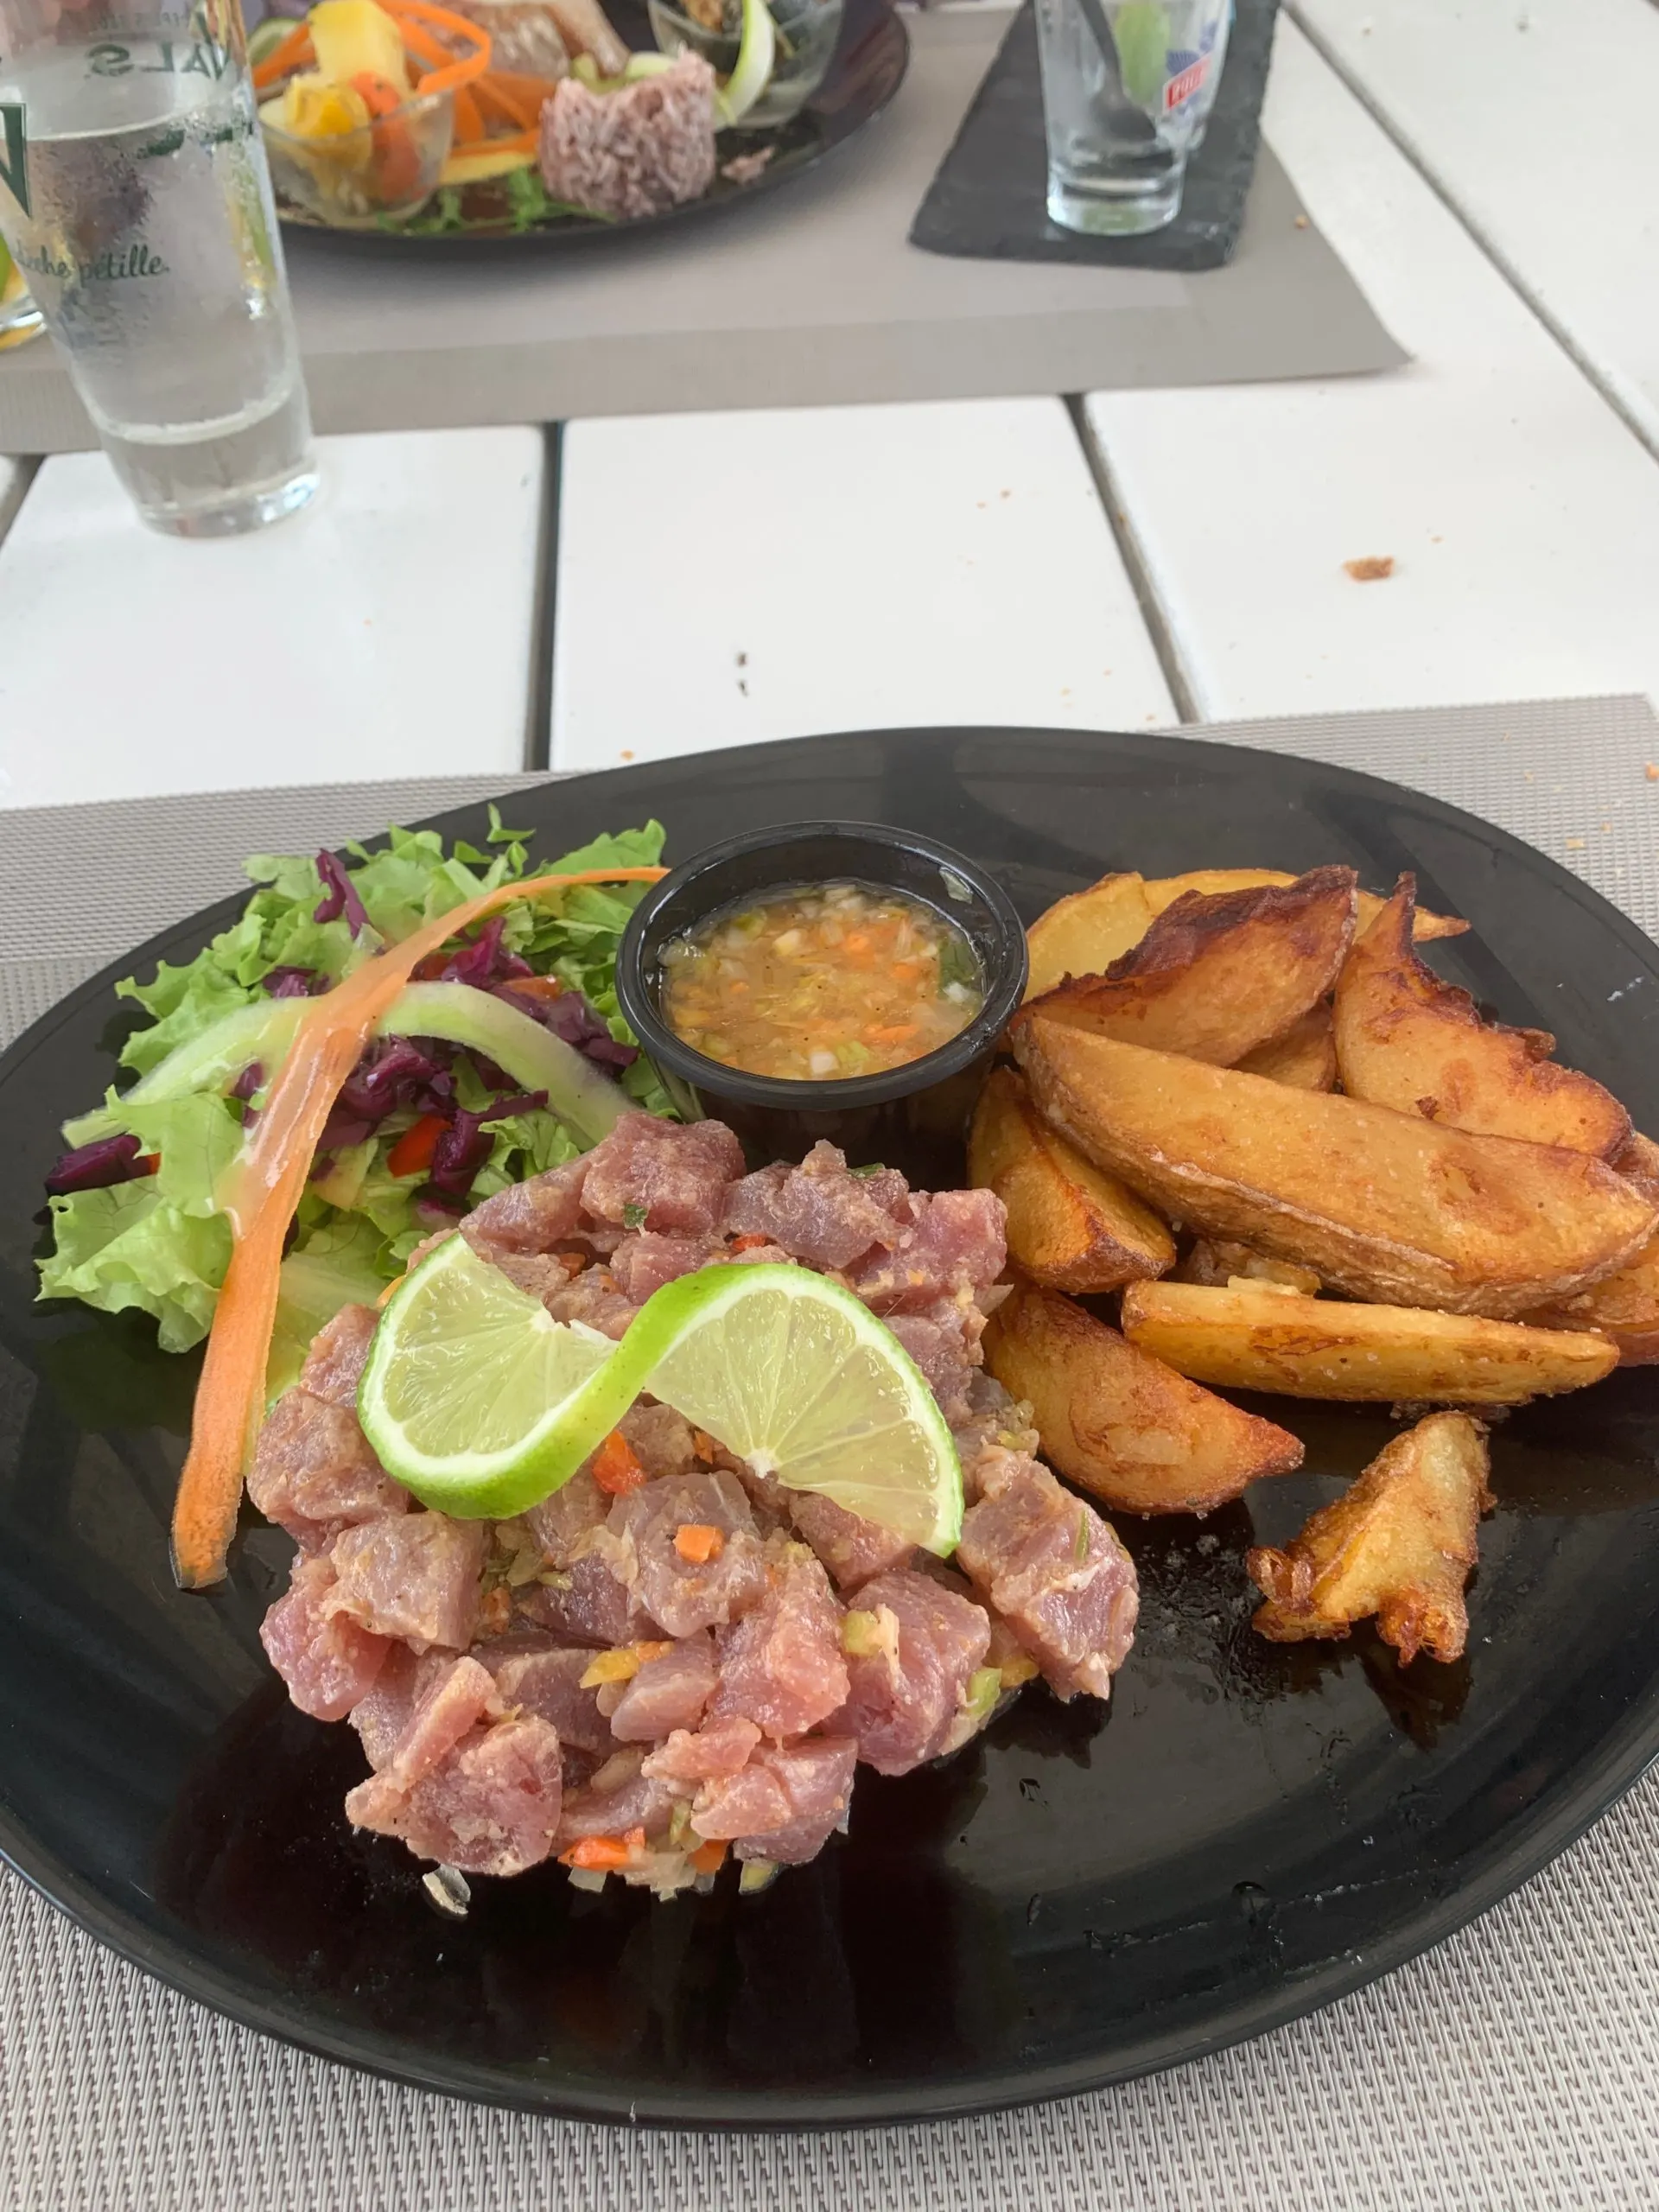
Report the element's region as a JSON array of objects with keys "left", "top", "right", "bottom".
[
  {"left": 40, "top": 1181, "right": 232, "bottom": 1353},
  {"left": 269, "top": 1215, "right": 391, "bottom": 1401},
  {"left": 472, "top": 1103, "right": 584, "bottom": 1204}
]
